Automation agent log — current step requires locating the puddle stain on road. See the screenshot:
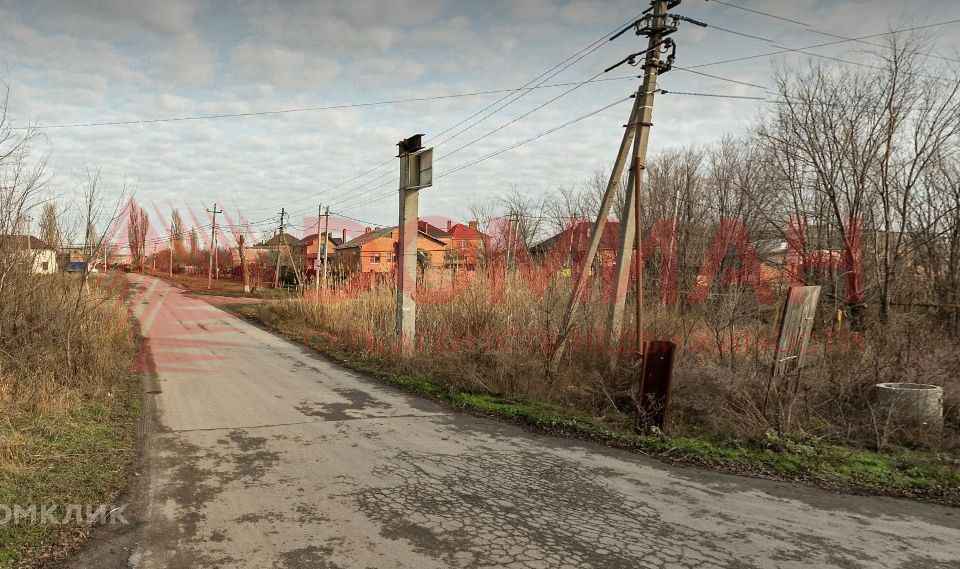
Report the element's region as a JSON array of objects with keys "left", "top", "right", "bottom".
[{"left": 295, "top": 387, "right": 392, "bottom": 421}]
